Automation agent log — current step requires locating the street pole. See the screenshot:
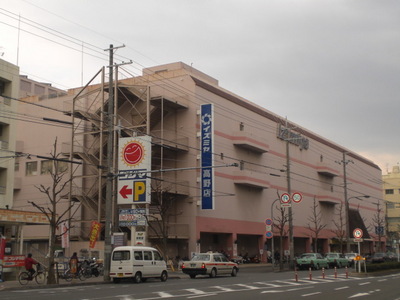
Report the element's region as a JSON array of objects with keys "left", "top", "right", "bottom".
[
  {"left": 103, "top": 44, "right": 114, "bottom": 281},
  {"left": 271, "top": 198, "right": 279, "bottom": 272},
  {"left": 343, "top": 152, "right": 350, "bottom": 253},
  {"left": 285, "top": 121, "right": 294, "bottom": 267}
]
